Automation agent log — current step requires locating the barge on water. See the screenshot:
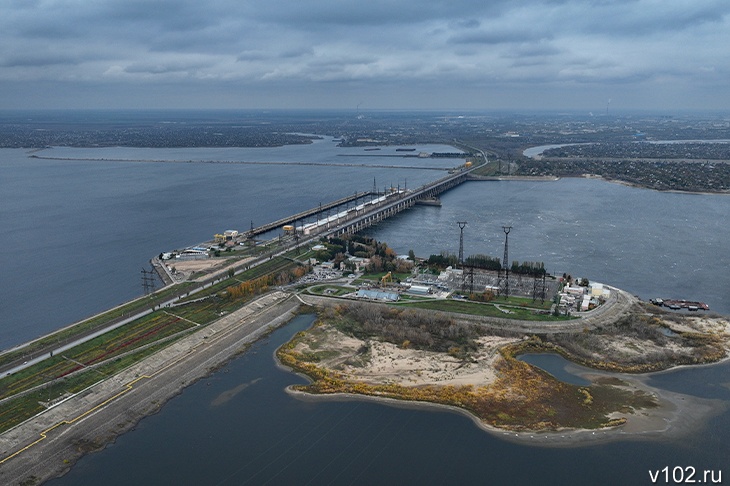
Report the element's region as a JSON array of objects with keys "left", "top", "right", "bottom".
[
  {"left": 650, "top": 298, "right": 709, "bottom": 311},
  {"left": 415, "top": 197, "right": 442, "bottom": 207}
]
